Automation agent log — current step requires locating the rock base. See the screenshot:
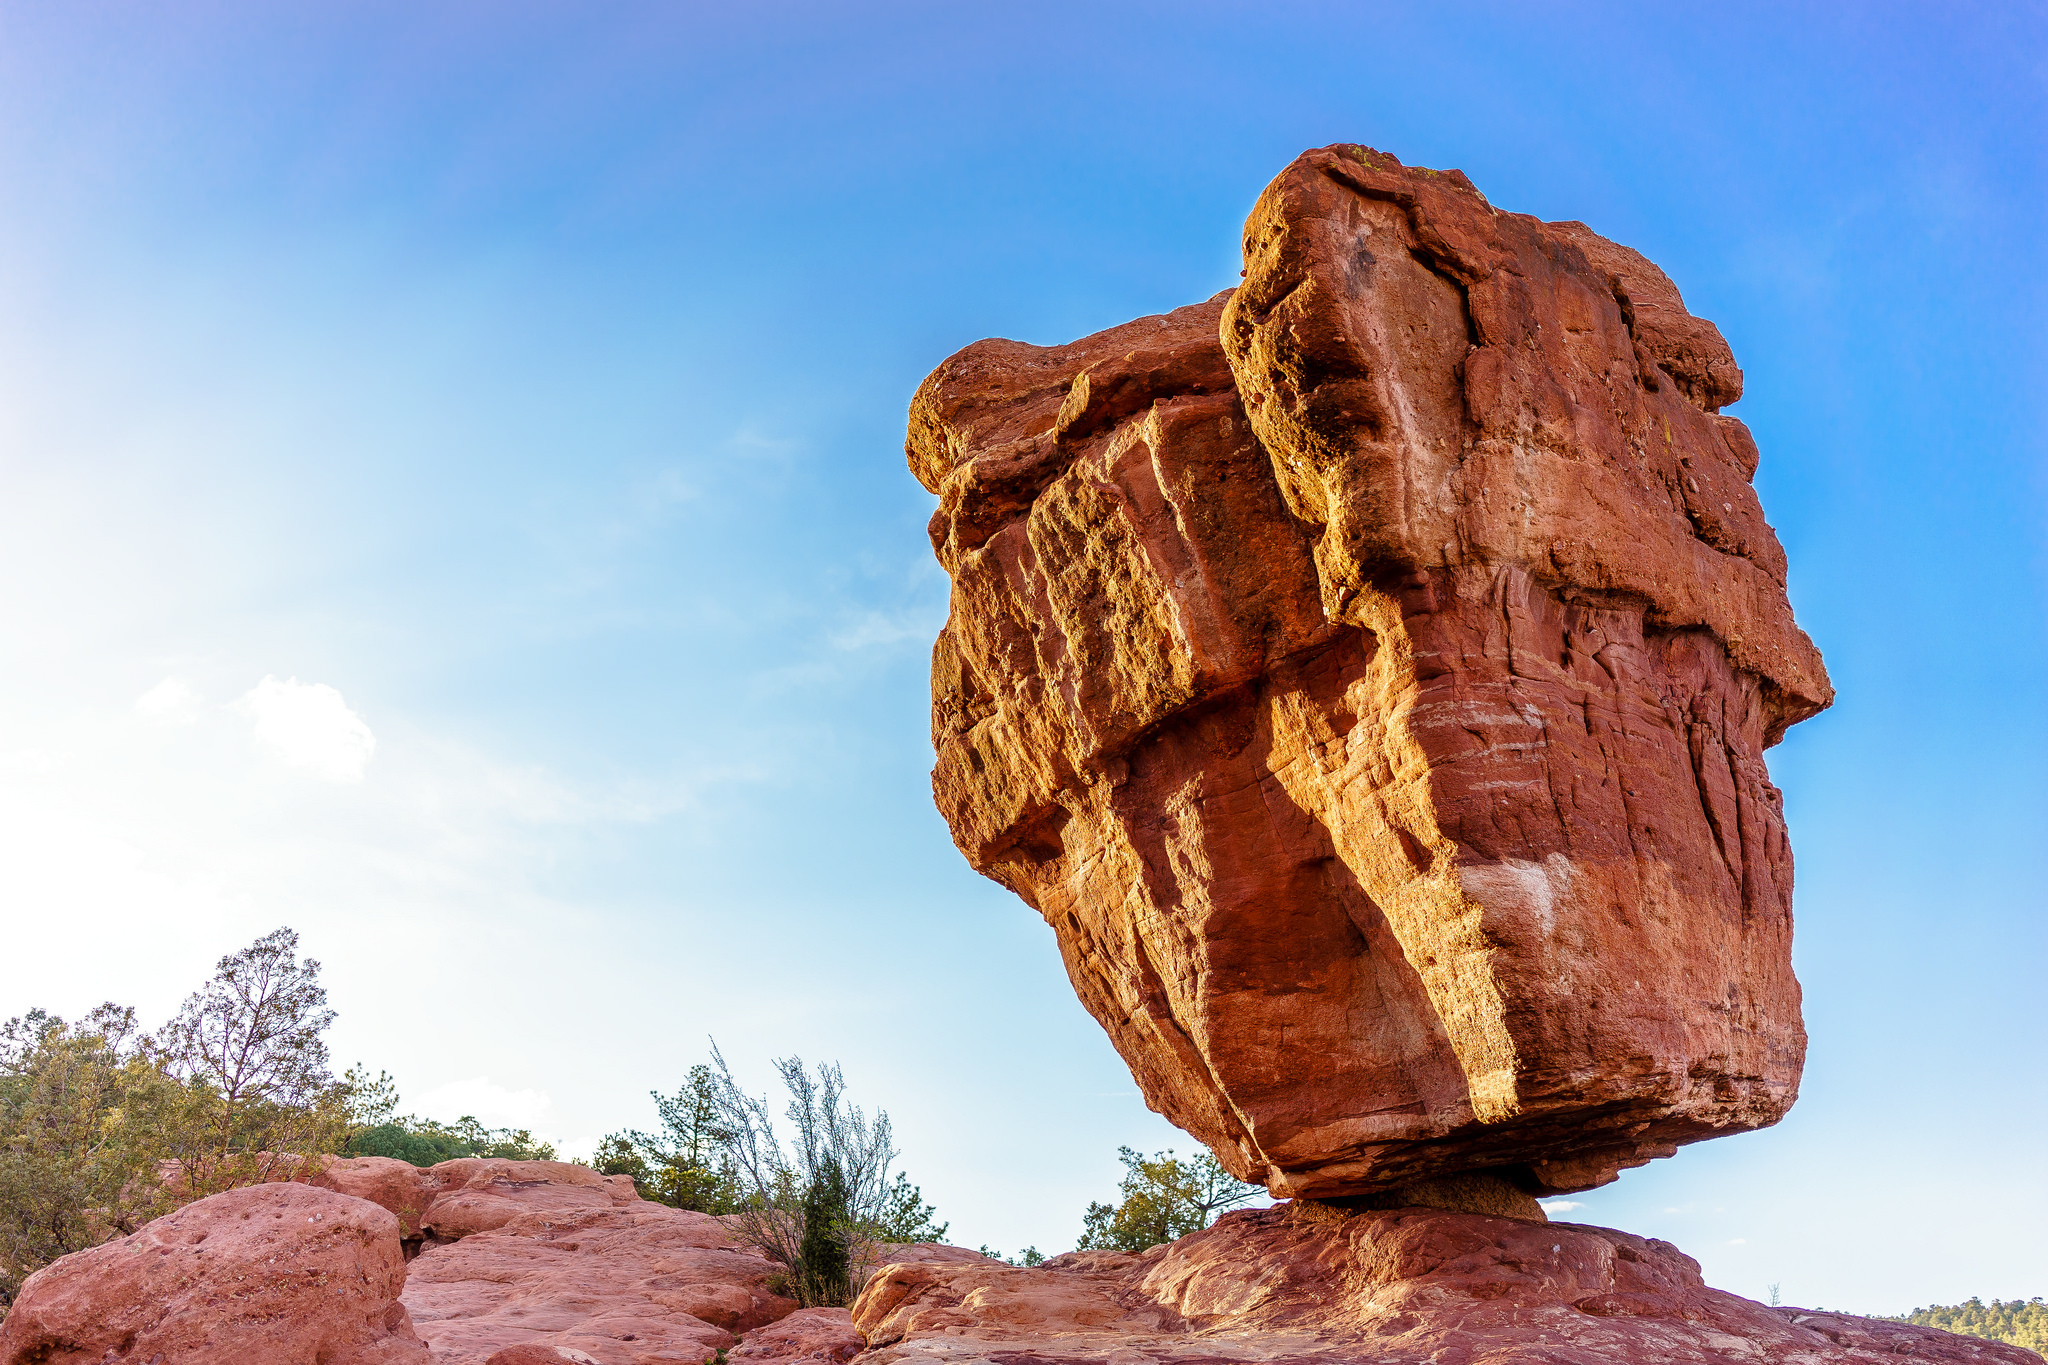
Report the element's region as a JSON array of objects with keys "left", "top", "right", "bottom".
[
  {"left": 854, "top": 1203, "right": 2040, "bottom": 1364},
  {"left": 5, "top": 1166, "right": 2032, "bottom": 1365}
]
